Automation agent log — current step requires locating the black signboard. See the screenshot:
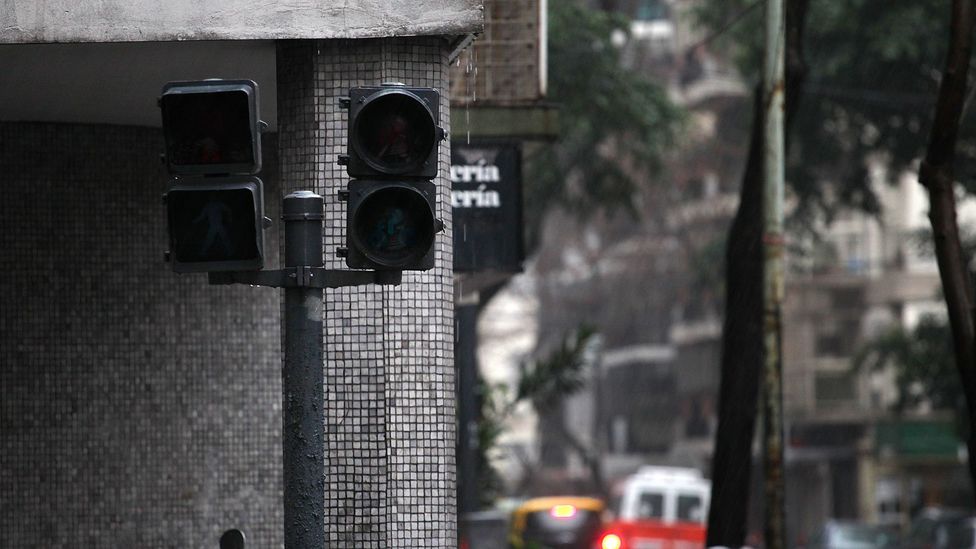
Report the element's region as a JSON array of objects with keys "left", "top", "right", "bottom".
[{"left": 451, "top": 141, "right": 524, "bottom": 272}]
